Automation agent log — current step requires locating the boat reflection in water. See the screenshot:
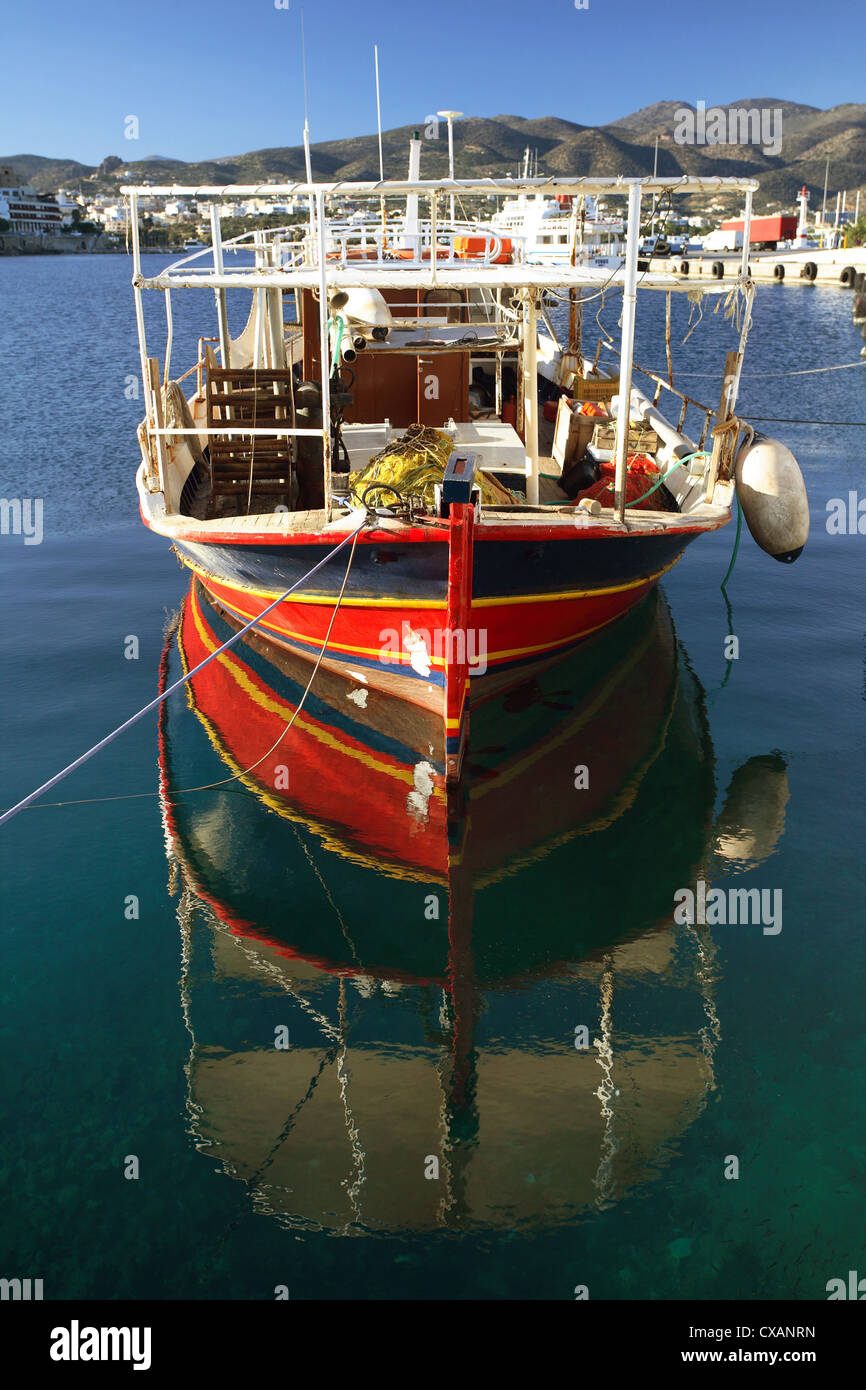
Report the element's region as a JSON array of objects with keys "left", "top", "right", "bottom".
[{"left": 159, "top": 581, "right": 789, "bottom": 1232}]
